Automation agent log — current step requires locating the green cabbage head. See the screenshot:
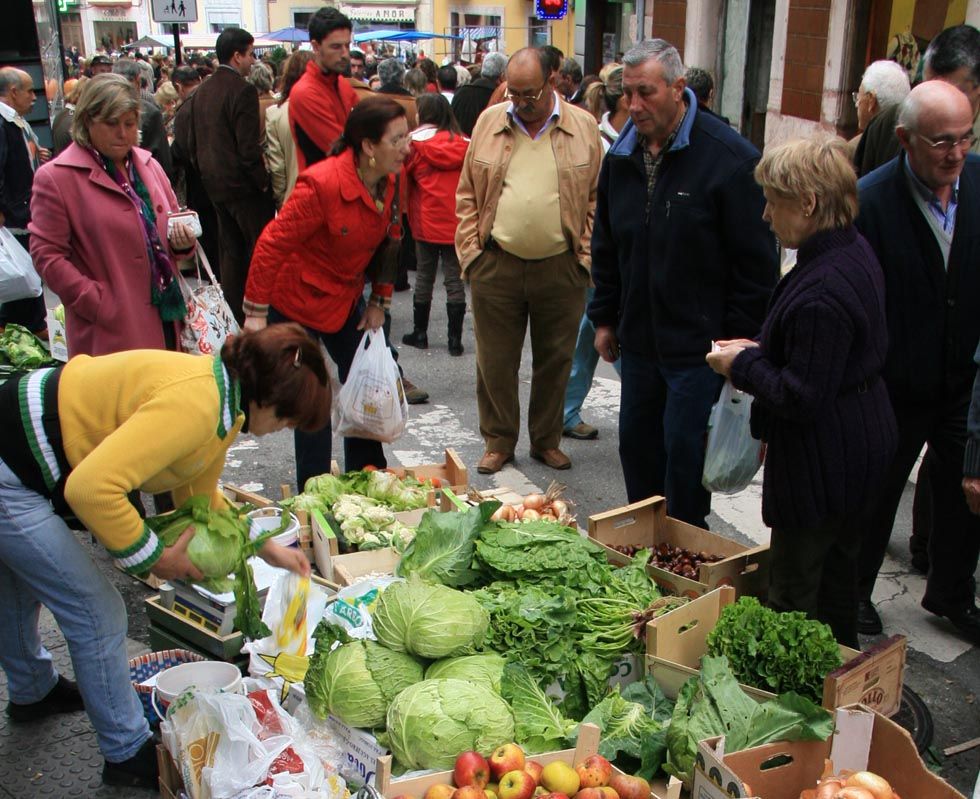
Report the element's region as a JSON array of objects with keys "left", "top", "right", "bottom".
[
  {"left": 304, "top": 639, "right": 424, "bottom": 728},
  {"left": 425, "top": 653, "right": 507, "bottom": 693},
  {"left": 373, "top": 577, "right": 489, "bottom": 659},
  {"left": 385, "top": 678, "right": 516, "bottom": 770}
]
